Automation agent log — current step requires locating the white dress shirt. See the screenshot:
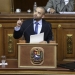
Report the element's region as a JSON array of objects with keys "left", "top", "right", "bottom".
[{"left": 64, "top": 0, "right": 69, "bottom": 5}]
